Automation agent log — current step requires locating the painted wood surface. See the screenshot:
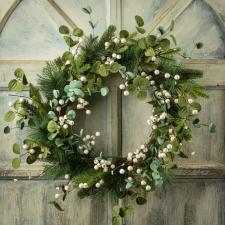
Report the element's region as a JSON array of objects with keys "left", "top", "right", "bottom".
[{"left": 0, "top": 1, "right": 224, "bottom": 225}]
